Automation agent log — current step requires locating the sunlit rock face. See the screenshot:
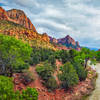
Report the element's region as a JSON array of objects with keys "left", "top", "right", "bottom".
[
  {"left": 7, "top": 9, "right": 37, "bottom": 32},
  {"left": 0, "top": 7, "right": 37, "bottom": 32},
  {"left": 50, "top": 35, "right": 81, "bottom": 50},
  {"left": 0, "top": 7, "right": 8, "bottom": 20}
]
